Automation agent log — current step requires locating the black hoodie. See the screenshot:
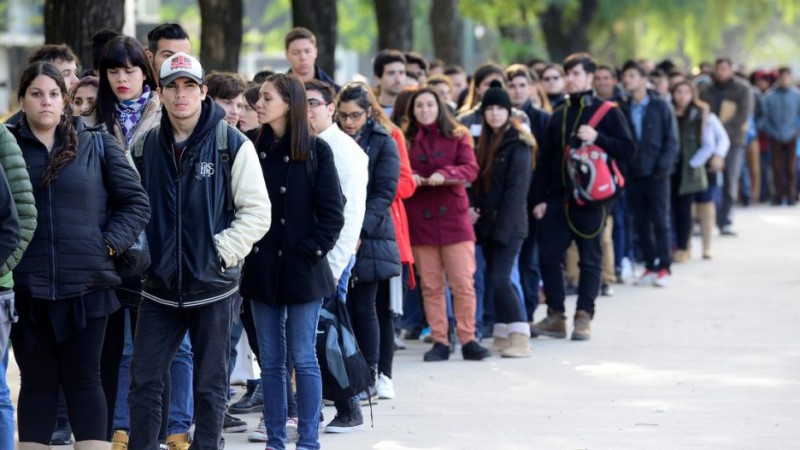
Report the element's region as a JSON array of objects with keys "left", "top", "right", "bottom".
[{"left": 137, "top": 98, "right": 249, "bottom": 309}]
